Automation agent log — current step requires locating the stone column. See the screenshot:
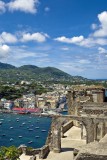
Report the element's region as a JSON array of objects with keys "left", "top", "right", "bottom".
[
  {"left": 100, "top": 122, "right": 106, "bottom": 139},
  {"left": 80, "top": 123, "right": 83, "bottom": 139},
  {"left": 94, "top": 123, "right": 98, "bottom": 141},
  {"left": 67, "top": 90, "right": 74, "bottom": 115},
  {"left": 51, "top": 117, "right": 61, "bottom": 153},
  {"left": 84, "top": 119, "right": 95, "bottom": 144}
]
